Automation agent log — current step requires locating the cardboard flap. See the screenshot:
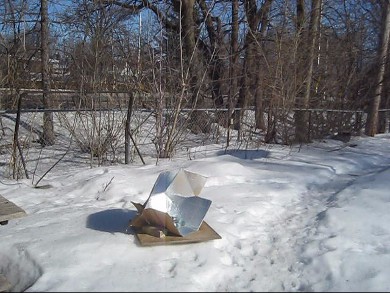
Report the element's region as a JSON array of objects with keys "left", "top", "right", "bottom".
[
  {"left": 141, "top": 209, "right": 181, "bottom": 236},
  {"left": 131, "top": 201, "right": 144, "bottom": 213}
]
